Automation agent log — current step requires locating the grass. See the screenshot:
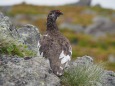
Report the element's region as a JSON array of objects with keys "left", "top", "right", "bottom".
[{"left": 61, "top": 63, "right": 104, "bottom": 86}]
